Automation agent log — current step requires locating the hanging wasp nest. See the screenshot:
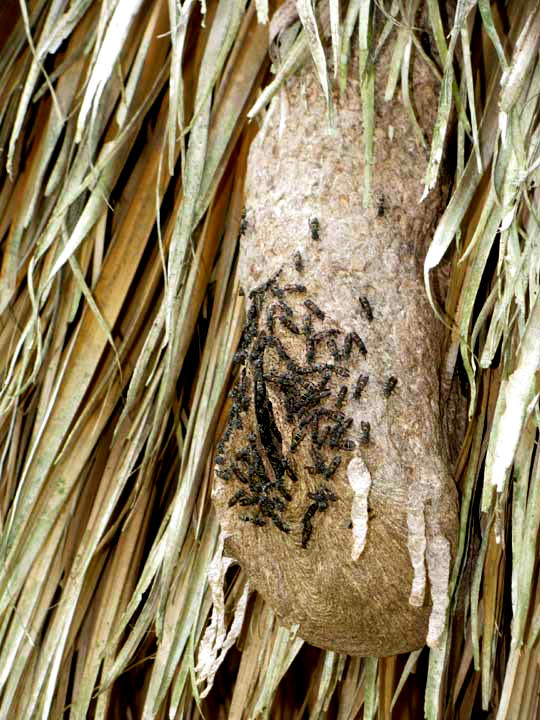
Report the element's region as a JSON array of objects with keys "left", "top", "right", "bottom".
[{"left": 212, "top": 46, "right": 461, "bottom": 656}]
